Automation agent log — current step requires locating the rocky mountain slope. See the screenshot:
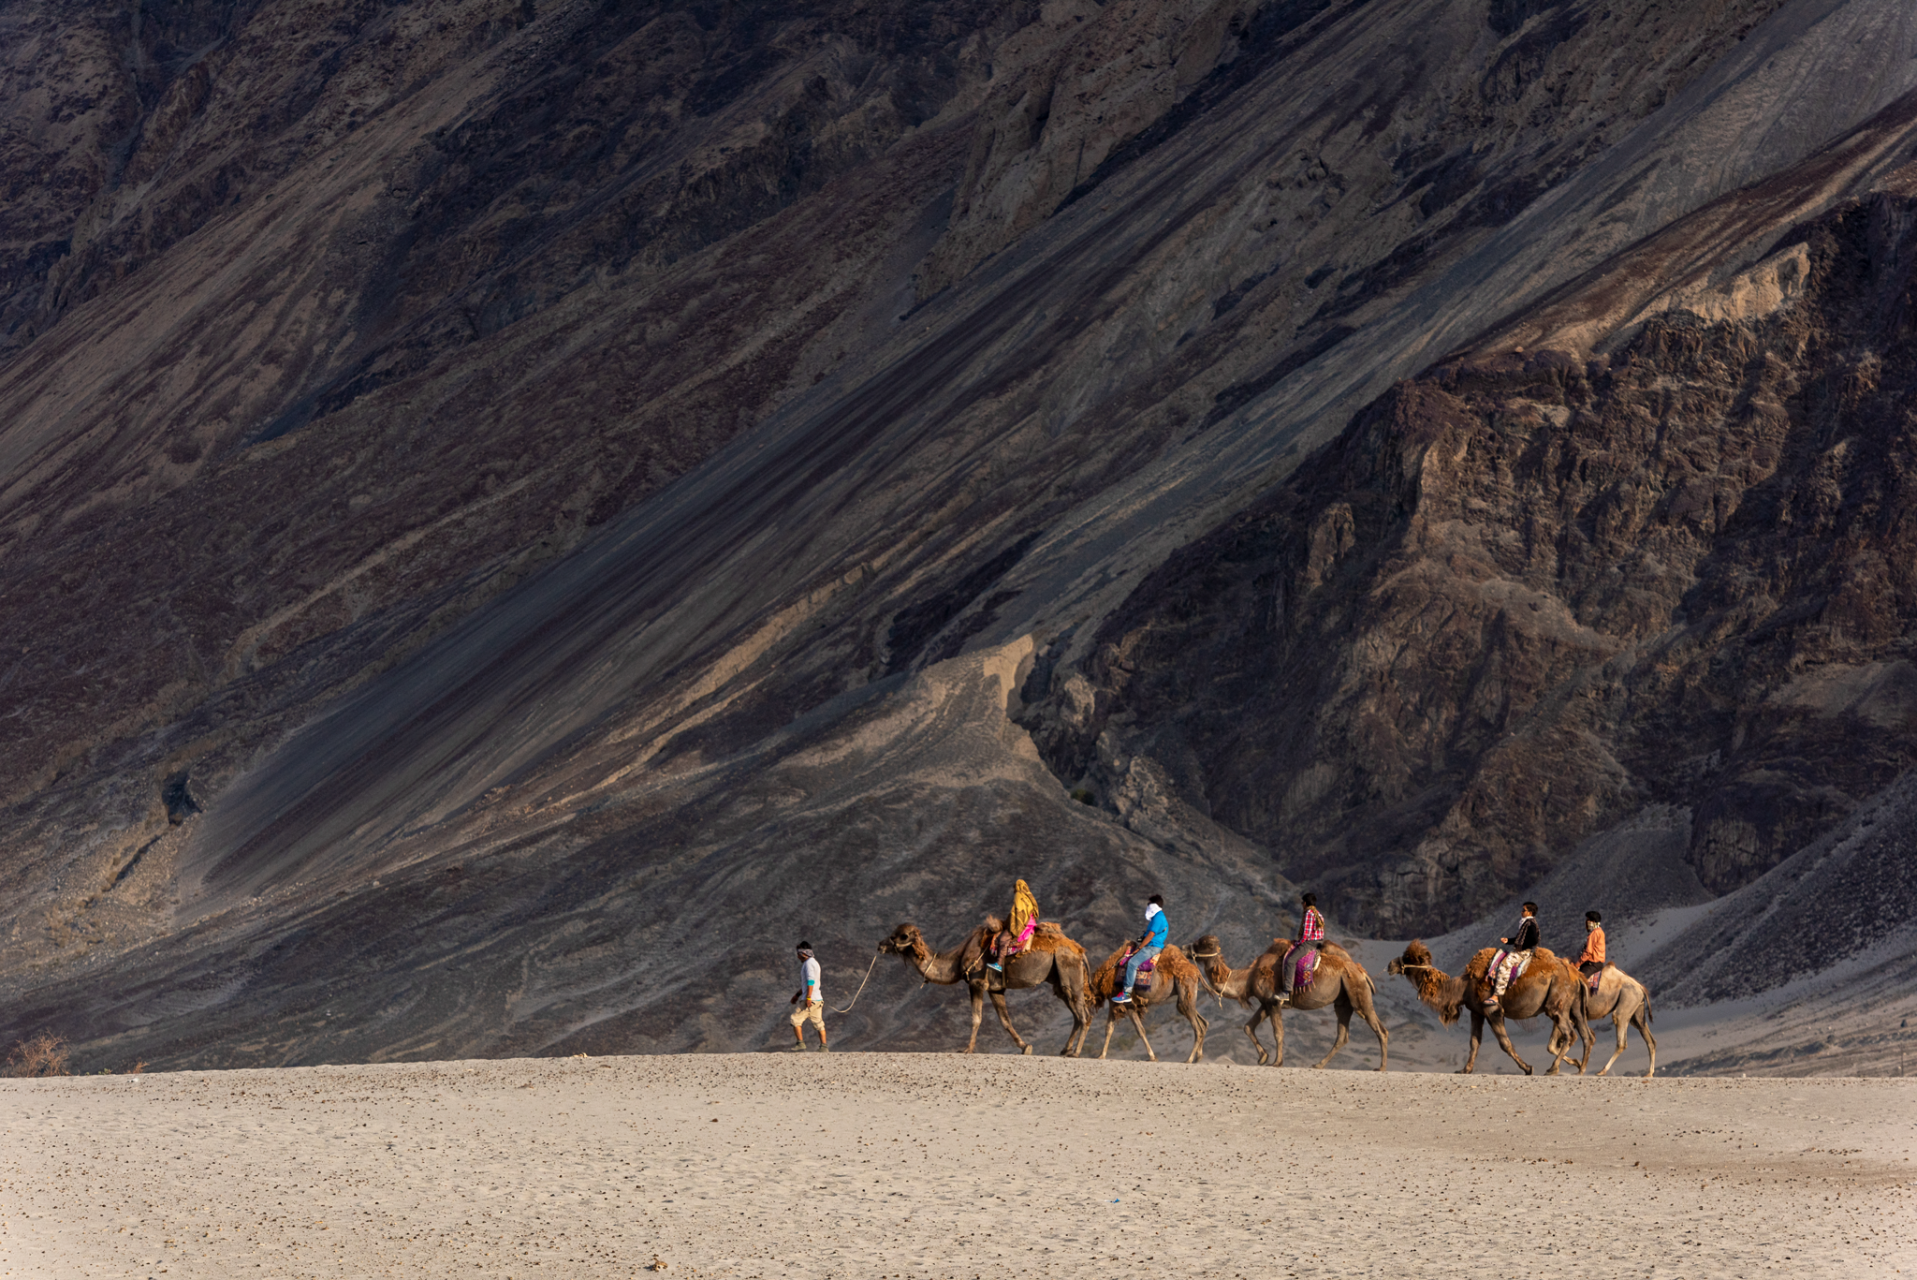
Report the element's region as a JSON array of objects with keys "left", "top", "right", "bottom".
[{"left": 1, "top": 0, "right": 1914, "bottom": 1068}]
